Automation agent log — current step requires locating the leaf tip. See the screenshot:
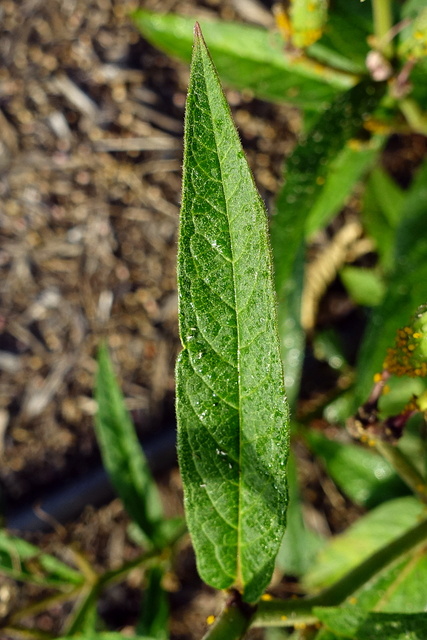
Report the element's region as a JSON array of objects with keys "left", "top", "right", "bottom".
[{"left": 194, "top": 21, "right": 202, "bottom": 38}]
